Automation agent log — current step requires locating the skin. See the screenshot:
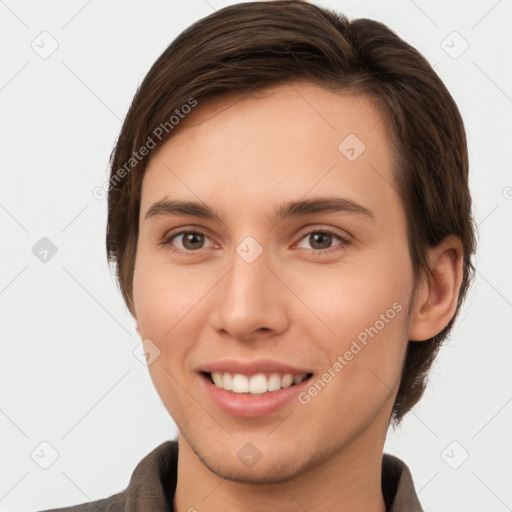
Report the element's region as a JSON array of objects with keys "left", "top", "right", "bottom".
[{"left": 132, "top": 81, "right": 463, "bottom": 512}]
